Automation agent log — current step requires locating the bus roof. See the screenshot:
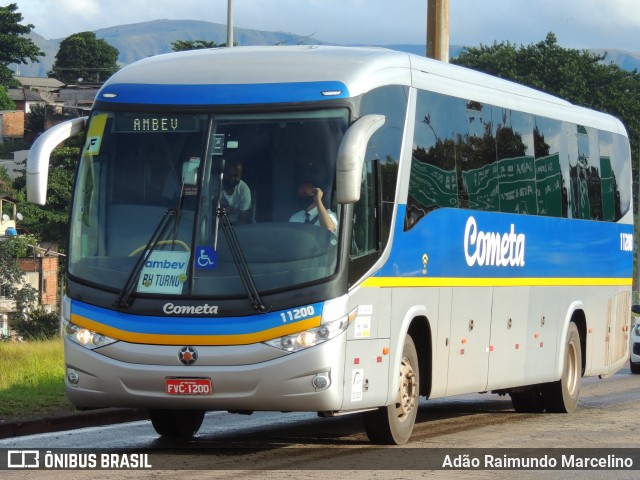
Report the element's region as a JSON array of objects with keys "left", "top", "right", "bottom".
[{"left": 96, "top": 46, "right": 626, "bottom": 136}]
